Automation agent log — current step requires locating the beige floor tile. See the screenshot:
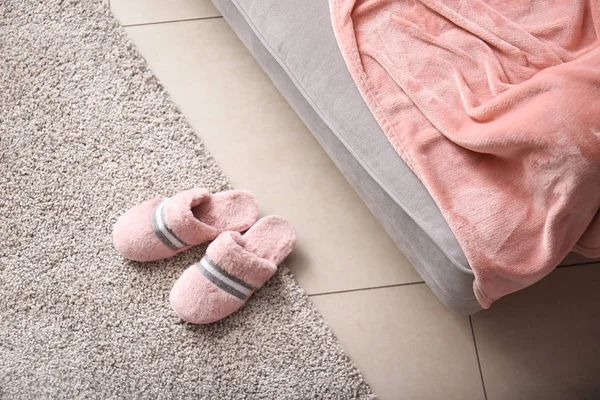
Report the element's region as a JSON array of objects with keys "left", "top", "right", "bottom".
[
  {"left": 123, "top": 20, "right": 422, "bottom": 294},
  {"left": 311, "top": 284, "right": 485, "bottom": 400},
  {"left": 472, "top": 265, "right": 600, "bottom": 400},
  {"left": 111, "top": 0, "right": 220, "bottom": 26}
]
